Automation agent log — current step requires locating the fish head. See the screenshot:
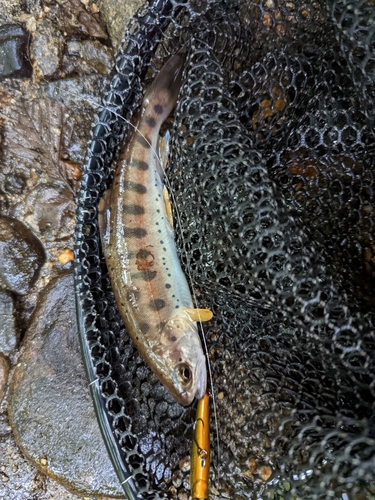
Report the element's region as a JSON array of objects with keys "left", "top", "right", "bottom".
[
  {"left": 160, "top": 310, "right": 207, "bottom": 406},
  {"left": 143, "top": 52, "right": 185, "bottom": 122}
]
